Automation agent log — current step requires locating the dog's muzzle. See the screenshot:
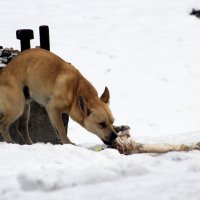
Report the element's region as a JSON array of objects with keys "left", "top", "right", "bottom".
[
  {"left": 102, "top": 132, "right": 118, "bottom": 146},
  {"left": 111, "top": 132, "right": 118, "bottom": 141}
]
